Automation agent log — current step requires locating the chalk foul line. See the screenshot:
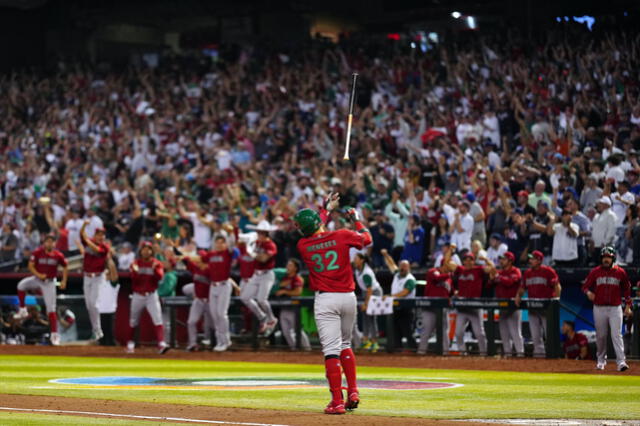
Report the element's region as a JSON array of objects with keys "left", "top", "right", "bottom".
[{"left": 0, "top": 406, "right": 291, "bottom": 426}]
